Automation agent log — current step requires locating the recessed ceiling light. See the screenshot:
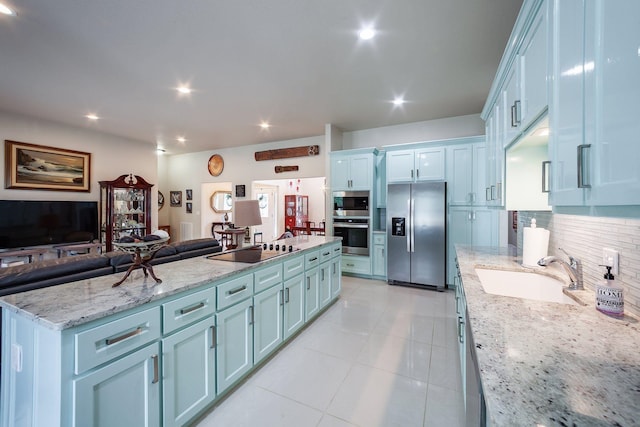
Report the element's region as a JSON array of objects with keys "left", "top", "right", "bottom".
[
  {"left": 176, "top": 136, "right": 186, "bottom": 143},
  {"left": 260, "top": 122, "right": 271, "bottom": 130},
  {"left": 156, "top": 148, "right": 166, "bottom": 155},
  {"left": 85, "top": 113, "right": 99, "bottom": 120},
  {"left": 0, "top": 3, "right": 16, "bottom": 16},
  {"left": 176, "top": 86, "right": 192, "bottom": 95},
  {"left": 392, "top": 97, "right": 405, "bottom": 106},
  {"left": 358, "top": 27, "right": 376, "bottom": 40}
]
